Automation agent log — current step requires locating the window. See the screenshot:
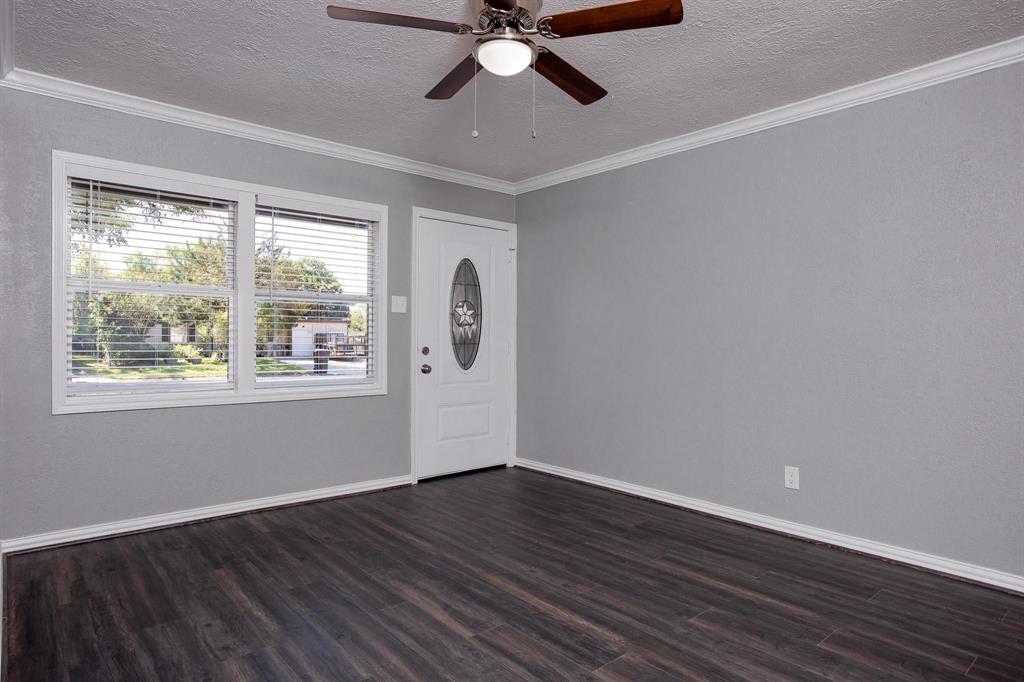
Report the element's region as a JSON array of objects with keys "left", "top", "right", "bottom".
[
  {"left": 53, "top": 152, "right": 387, "bottom": 413},
  {"left": 65, "top": 179, "right": 237, "bottom": 393},
  {"left": 254, "top": 203, "right": 376, "bottom": 384}
]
